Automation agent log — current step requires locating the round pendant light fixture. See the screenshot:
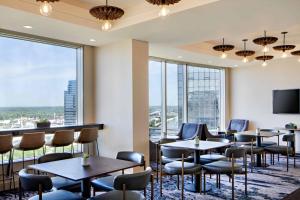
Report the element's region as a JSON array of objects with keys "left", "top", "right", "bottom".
[
  {"left": 291, "top": 50, "right": 300, "bottom": 62},
  {"left": 255, "top": 53, "right": 273, "bottom": 67},
  {"left": 36, "top": 0, "right": 59, "bottom": 16},
  {"left": 253, "top": 31, "right": 278, "bottom": 53},
  {"left": 273, "top": 32, "right": 295, "bottom": 58},
  {"left": 145, "top": 0, "right": 181, "bottom": 17},
  {"left": 90, "top": 0, "right": 124, "bottom": 31},
  {"left": 213, "top": 38, "right": 234, "bottom": 59},
  {"left": 235, "top": 39, "right": 255, "bottom": 63}
]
